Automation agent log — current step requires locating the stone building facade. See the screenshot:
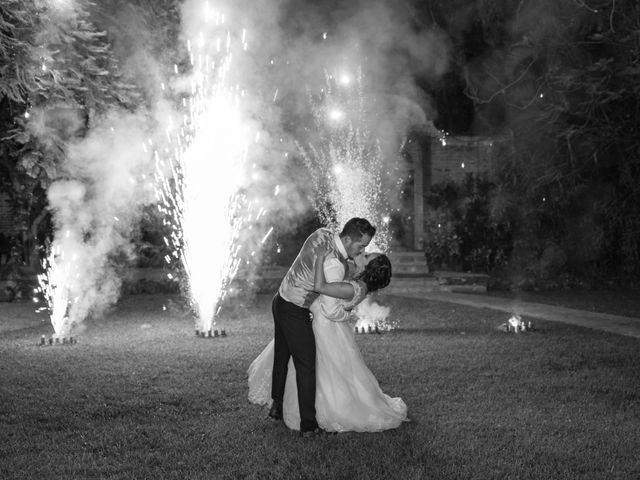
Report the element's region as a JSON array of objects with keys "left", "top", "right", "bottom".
[{"left": 401, "top": 124, "right": 512, "bottom": 250}]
